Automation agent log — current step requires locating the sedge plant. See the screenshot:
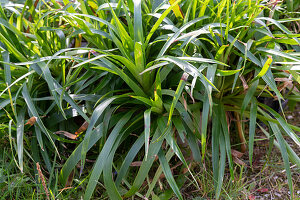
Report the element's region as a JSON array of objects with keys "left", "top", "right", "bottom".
[{"left": 0, "top": 0, "right": 300, "bottom": 199}]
